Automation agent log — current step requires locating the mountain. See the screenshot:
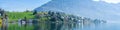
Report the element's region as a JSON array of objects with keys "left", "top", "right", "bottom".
[{"left": 34, "top": 0, "right": 120, "bottom": 21}]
